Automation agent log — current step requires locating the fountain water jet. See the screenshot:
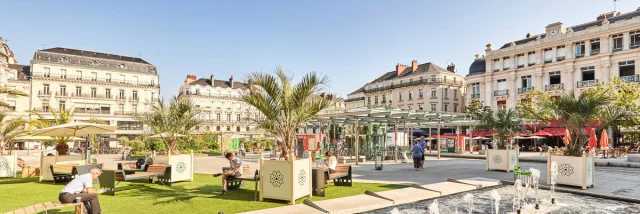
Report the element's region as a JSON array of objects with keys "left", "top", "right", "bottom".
[
  {"left": 550, "top": 161, "right": 559, "bottom": 205},
  {"left": 529, "top": 168, "right": 541, "bottom": 209},
  {"left": 462, "top": 193, "right": 474, "bottom": 214},
  {"left": 428, "top": 199, "right": 440, "bottom": 214},
  {"left": 490, "top": 189, "right": 501, "bottom": 214}
]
